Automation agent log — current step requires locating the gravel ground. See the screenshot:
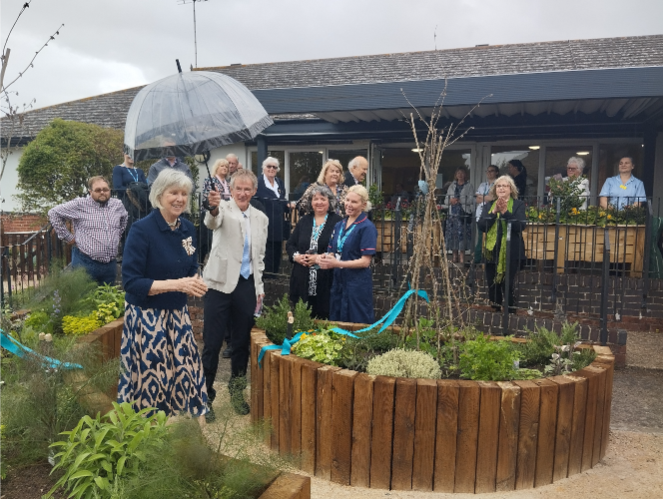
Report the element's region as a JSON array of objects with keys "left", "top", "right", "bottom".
[{"left": 626, "top": 331, "right": 663, "bottom": 370}]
